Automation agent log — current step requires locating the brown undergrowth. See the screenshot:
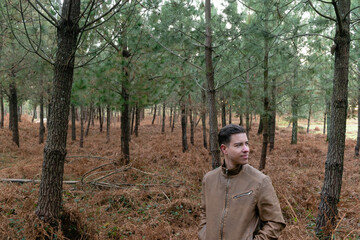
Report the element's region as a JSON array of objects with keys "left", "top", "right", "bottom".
[{"left": 0, "top": 115, "right": 359, "bottom": 239}]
